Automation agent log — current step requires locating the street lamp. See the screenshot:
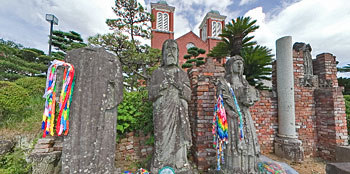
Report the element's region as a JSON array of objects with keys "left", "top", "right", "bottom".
[{"left": 46, "top": 14, "right": 58, "bottom": 56}]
